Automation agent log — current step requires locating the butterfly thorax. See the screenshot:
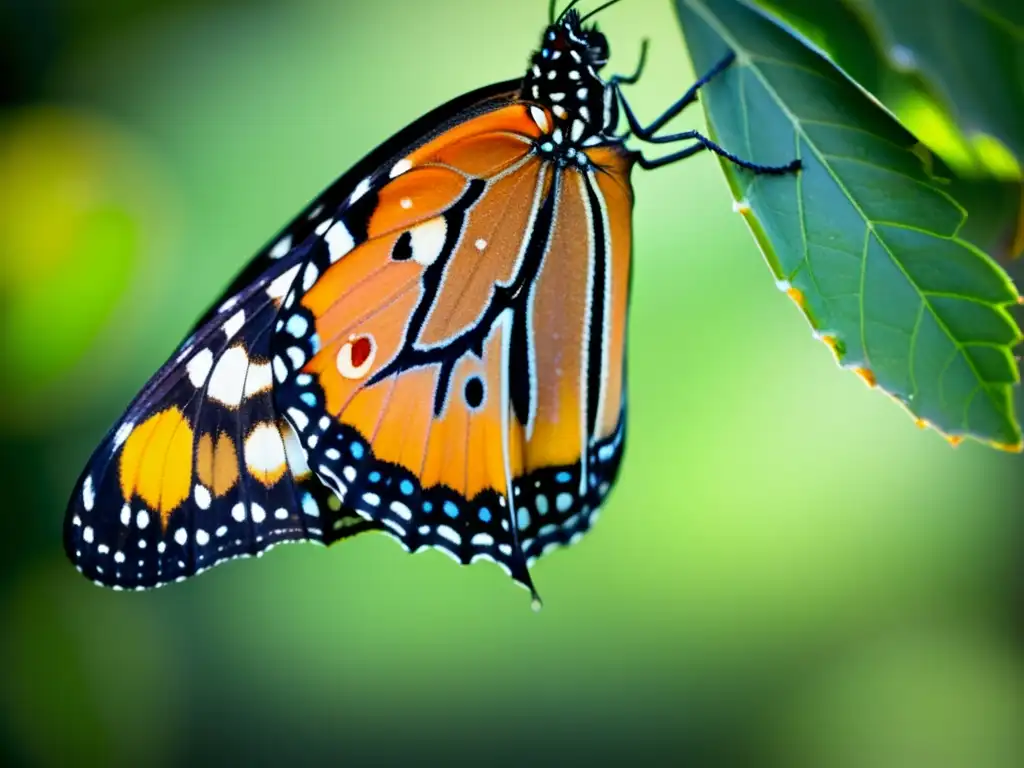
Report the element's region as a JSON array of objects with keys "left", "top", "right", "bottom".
[{"left": 523, "top": 11, "right": 619, "bottom": 168}]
